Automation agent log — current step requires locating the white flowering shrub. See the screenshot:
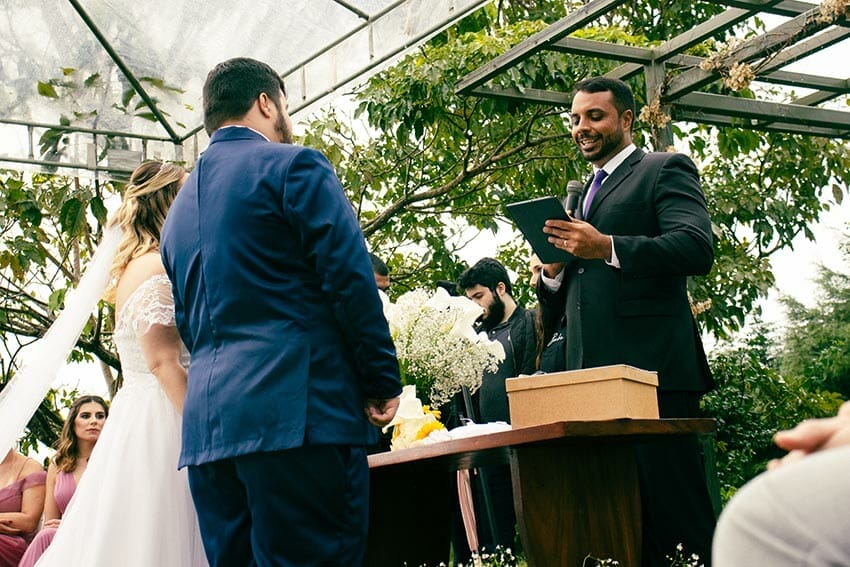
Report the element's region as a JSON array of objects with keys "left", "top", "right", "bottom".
[{"left": 382, "top": 288, "right": 505, "bottom": 407}]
